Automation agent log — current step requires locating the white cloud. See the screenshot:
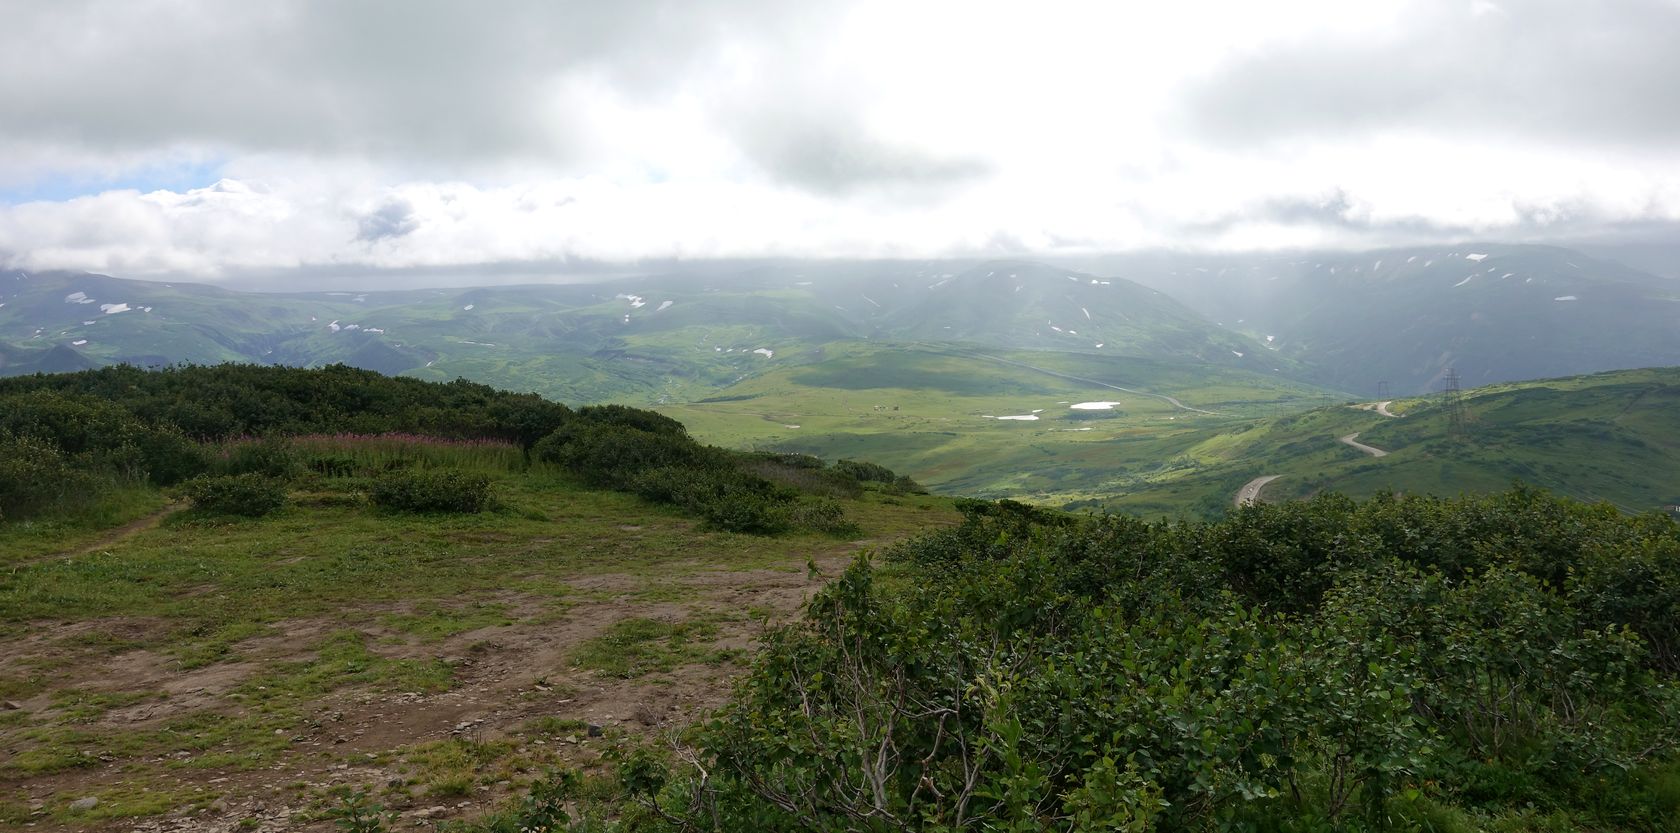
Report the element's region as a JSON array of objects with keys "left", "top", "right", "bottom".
[{"left": 0, "top": 0, "right": 1677, "bottom": 278}]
